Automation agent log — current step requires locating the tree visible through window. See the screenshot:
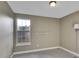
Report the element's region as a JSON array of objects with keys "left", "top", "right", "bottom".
[{"left": 16, "top": 19, "right": 31, "bottom": 44}]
